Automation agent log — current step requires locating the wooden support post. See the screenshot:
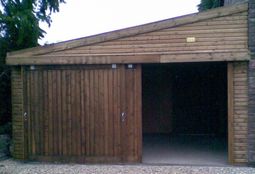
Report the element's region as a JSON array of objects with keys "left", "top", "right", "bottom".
[{"left": 228, "top": 62, "right": 234, "bottom": 164}]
